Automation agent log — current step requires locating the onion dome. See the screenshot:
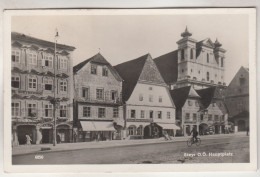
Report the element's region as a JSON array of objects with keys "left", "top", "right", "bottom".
[{"left": 181, "top": 26, "right": 192, "bottom": 37}]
